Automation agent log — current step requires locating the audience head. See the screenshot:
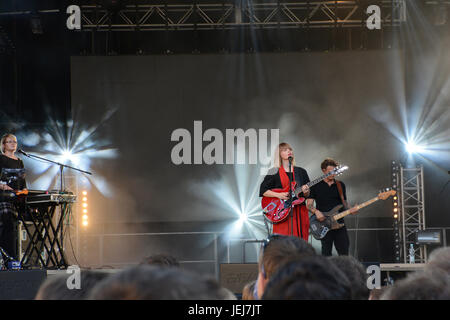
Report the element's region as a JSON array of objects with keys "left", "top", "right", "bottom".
[
  {"left": 262, "top": 255, "right": 352, "bottom": 300},
  {"left": 425, "top": 247, "right": 450, "bottom": 275},
  {"left": 256, "top": 234, "right": 316, "bottom": 299},
  {"left": 35, "top": 270, "right": 110, "bottom": 300},
  {"left": 381, "top": 269, "right": 450, "bottom": 300},
  {"left": 242, "top": 280, "right": 256, "bottom": 300},
  {"left": 328, "top": 255, "right": 370, "bottom": 300},
  {"left": 140, "top": 253, "right": 180, "bottom": 267},
  {"left": 89, "top": 264, "right": 232, "bottom": 300},
  {"left": 368, "top": 287, "right": 388, "bottom": 300}
]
